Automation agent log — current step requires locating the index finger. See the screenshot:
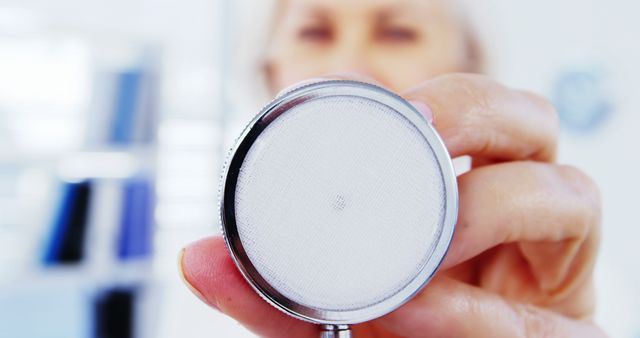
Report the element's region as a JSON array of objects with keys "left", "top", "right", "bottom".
[{"left": 402, "top": 73, "right": 559, "bottom": 162}]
